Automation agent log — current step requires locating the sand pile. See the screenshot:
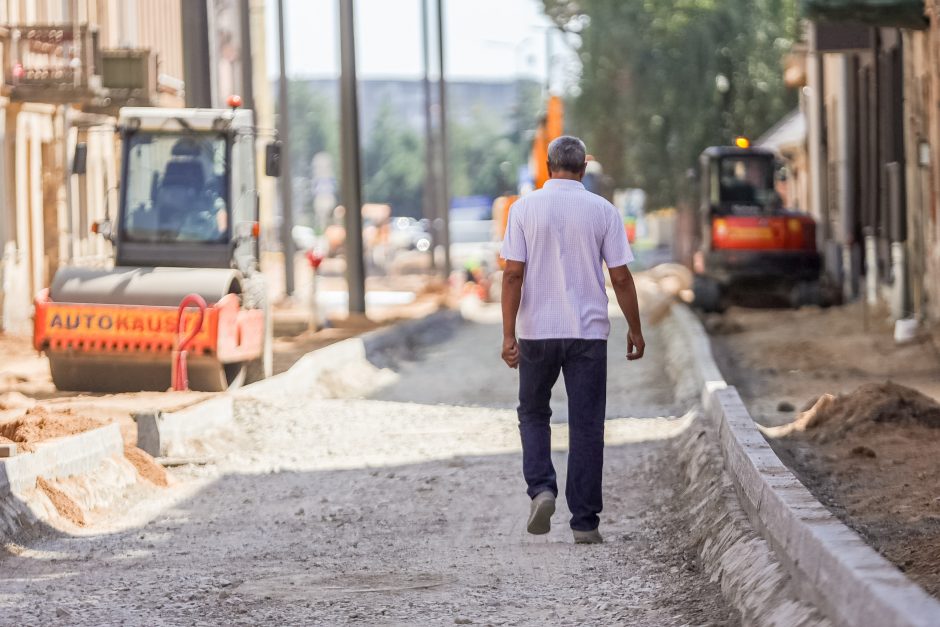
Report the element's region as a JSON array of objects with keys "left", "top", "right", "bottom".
[
  {"left": 124, "top": 445, "right": 169, "bottom": 487},
  {"left": 0, "top": 406, "right": 105, "bottom": 452},
  {"left": 36, "top": 477, "right": 86, "bottom": 526},
  {"left": 766, "top": 381, "right": 940, "bottom": 442}
]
